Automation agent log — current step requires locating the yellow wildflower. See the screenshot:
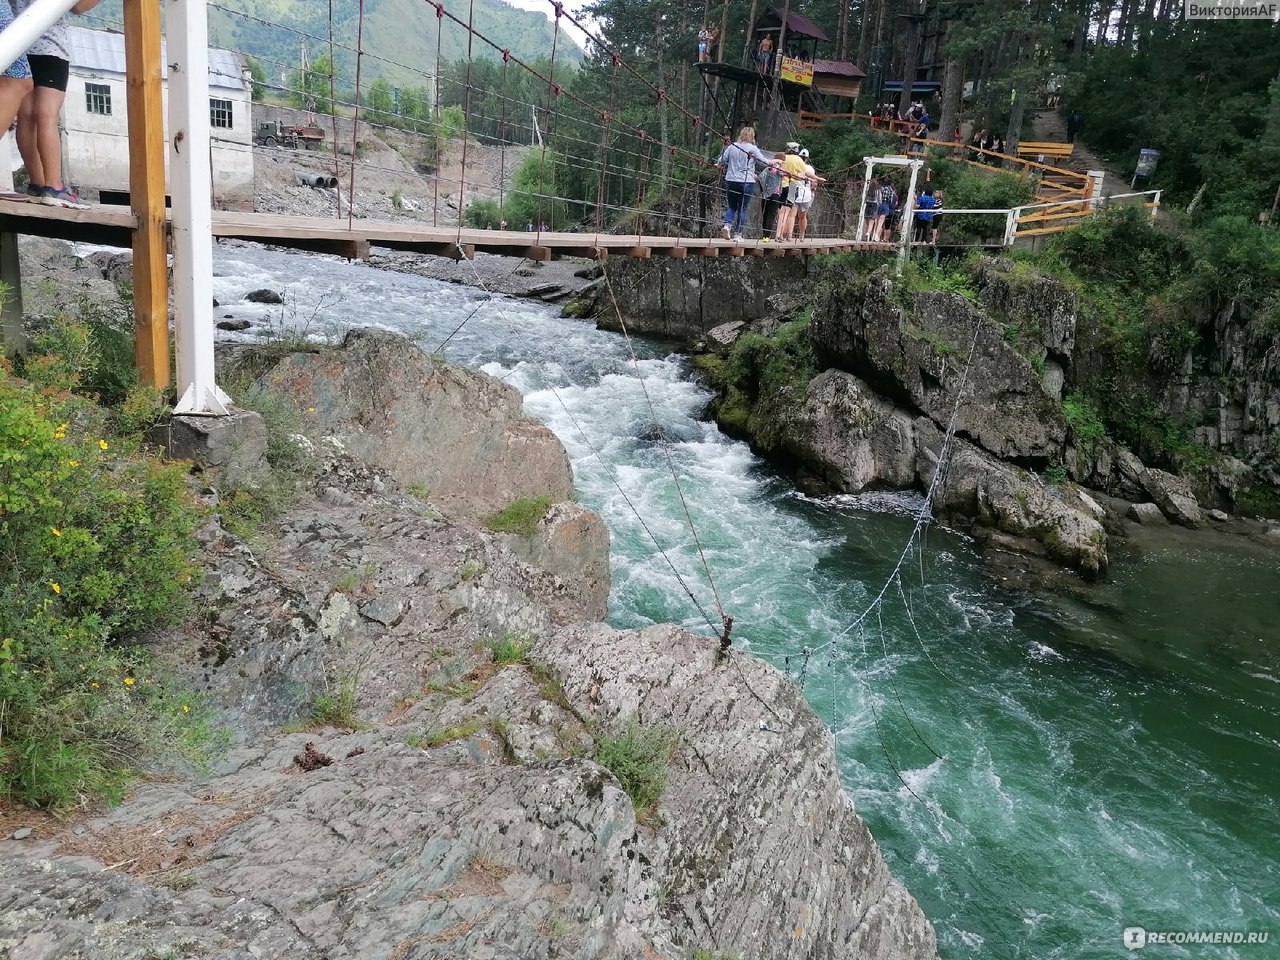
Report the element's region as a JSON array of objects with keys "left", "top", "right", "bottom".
[
  {"left": 50, "top": 582, "right": 61, "bottom": 594},
  {"left": 308, "top": 407, "right": 316, "bottom": 414},
  {"left": 90, "top": 682, "right": 100, "bottom": 689},
  {"left": 123, "top": 677, "right": 136, "bottom": 686},
  {"left": 56, "top": 423, "right": 68, "bottom": 431},
  {"left": 67, "top": 459, "right": 80, "bottom": 468},
  {"left": 98, "top": 439, "right": 109, "bottom": 450},
  {"left": 50, "top": 527, "right": 61, "bottom": 537},
  {"left": 182, "top": 705, "right": 190, "bottom": 714}
]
